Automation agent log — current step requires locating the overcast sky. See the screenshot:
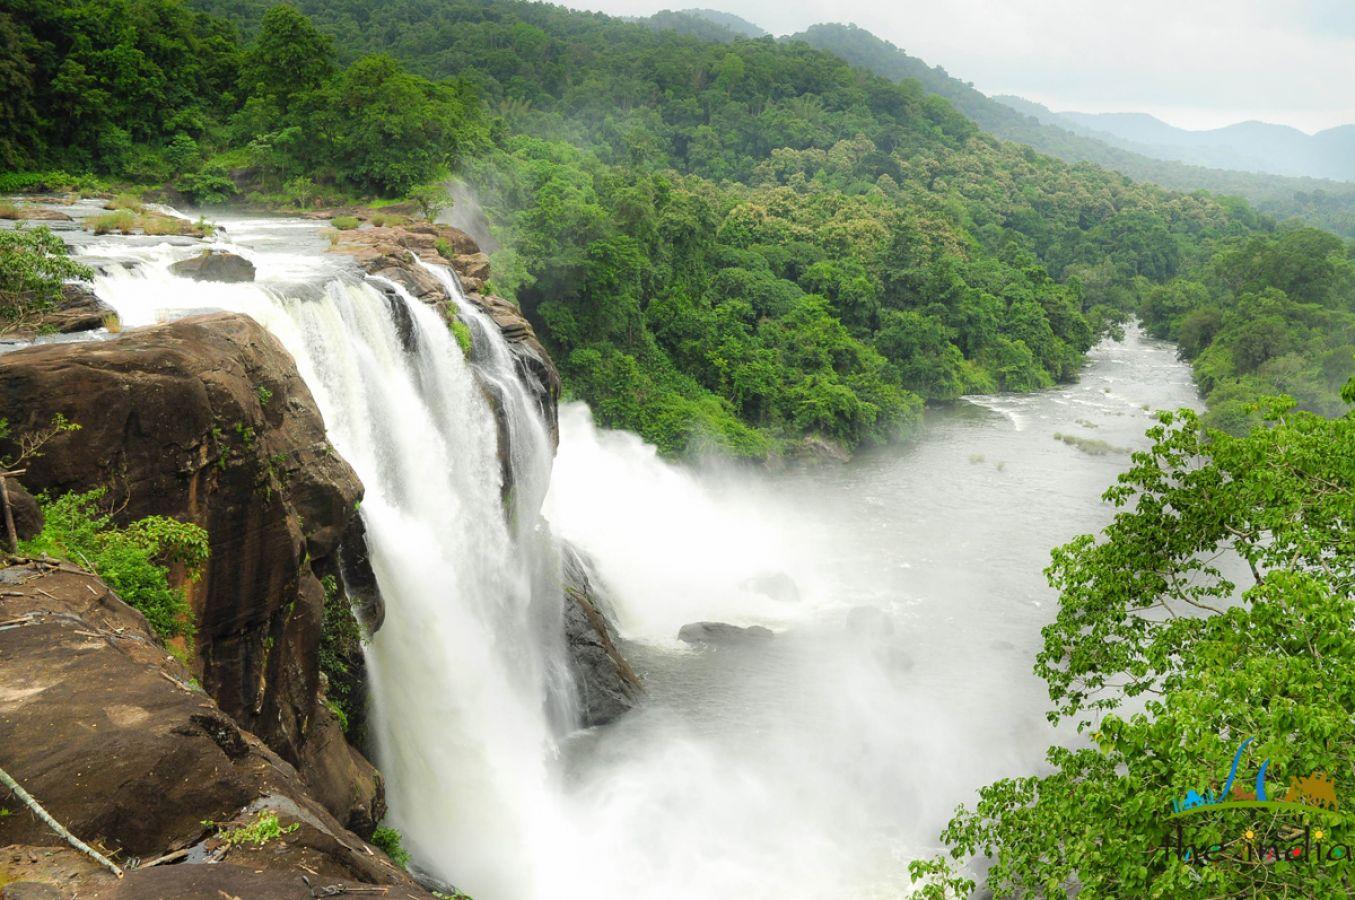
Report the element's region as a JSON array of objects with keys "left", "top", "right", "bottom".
[{"left": 563, "top": 0, "right": 1355, "bottom": 133}]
